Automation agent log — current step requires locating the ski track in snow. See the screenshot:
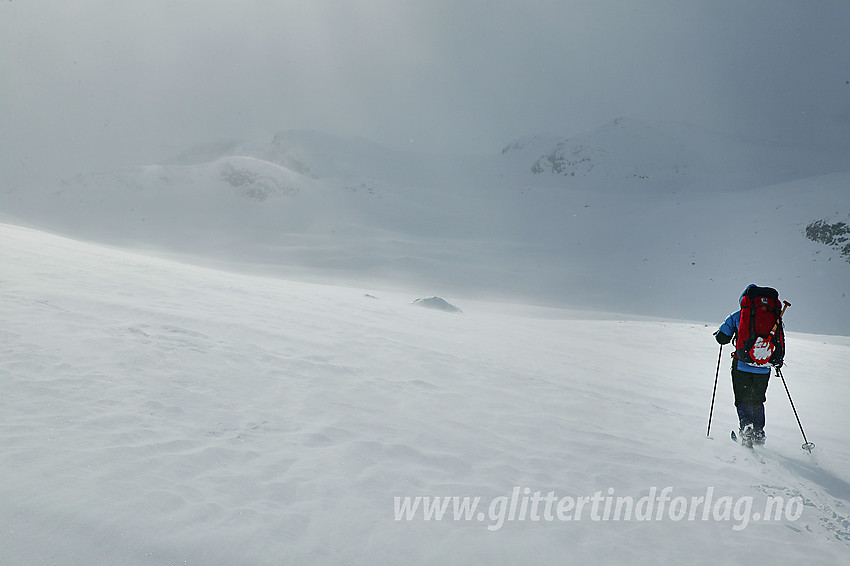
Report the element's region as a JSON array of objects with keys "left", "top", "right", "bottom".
[{"left": 1, "top": 223, "right": 849, "bottom": 565}]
